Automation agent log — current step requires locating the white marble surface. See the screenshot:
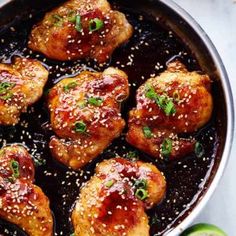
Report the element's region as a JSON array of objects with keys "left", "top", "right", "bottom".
[
  {"left": 172, "top": 0, "right": 236, "bottom": 235},
  {"left": 0, "top": 0, "right": 235, "bottom": 235}
]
